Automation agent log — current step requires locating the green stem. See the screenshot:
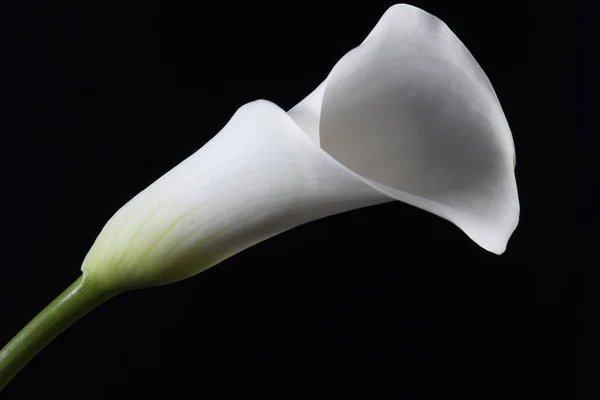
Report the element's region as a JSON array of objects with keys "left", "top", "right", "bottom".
[{"left": 0, "top": 274, "right": 118, "bottom": 391}]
